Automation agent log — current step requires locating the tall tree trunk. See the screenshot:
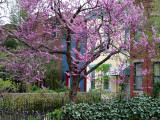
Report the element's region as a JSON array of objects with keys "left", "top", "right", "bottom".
[{"left": 69, "top": 76, "right": 79, "bottom": 104}]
